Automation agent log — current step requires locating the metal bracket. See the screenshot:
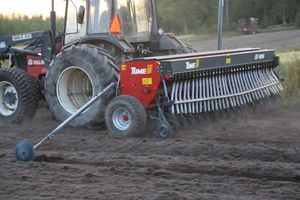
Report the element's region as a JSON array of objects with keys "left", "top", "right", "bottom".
[{"left": 158, "top": 66, "right": 172, "bottom": 107}]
